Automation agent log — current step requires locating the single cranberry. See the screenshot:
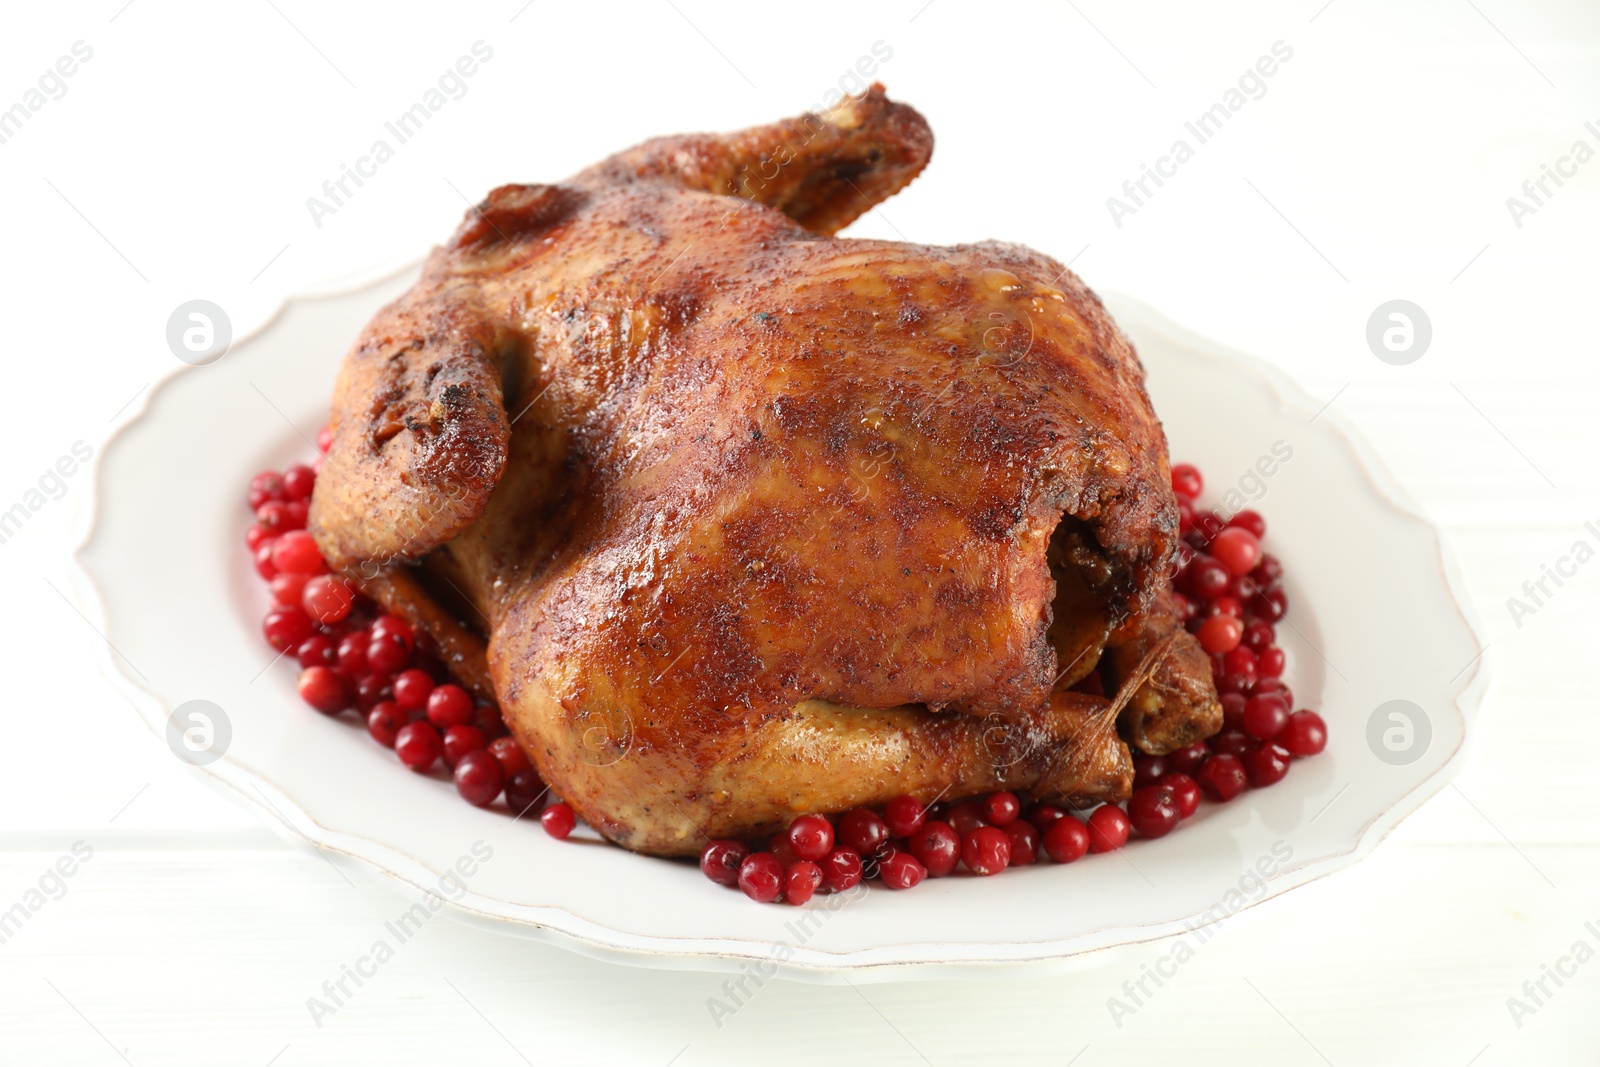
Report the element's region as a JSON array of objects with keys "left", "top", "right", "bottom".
[
  {"left": 1253, "top": 679, "right": 1294, "bottom": 708},
  {"left": 262, "top": 606, "right": 314, "bottom": 652},
  {"left": 1241, "top": 620, "right": 1276, "bottom": 651},
  {"left": 1003, "top": 820, "right": 1040, "bottom": 865},
  {"left": 908, "top": 820, "right": 961, "bottom": 877},
  {"left": 1132, "top": 753, "right": 1168, "bottom": 788},
  {"left": 784, "top": 861, "right": 823, "bottom": 905},
  {"left": 1197, "top": 614, "right": 1244, "bottom": 654},
  {"left": 1166, "top": 742, "right": 1211, "bottom": 776},
  {"left": 370, "top": 615, "right": 415, "bottom": 652},
  {"left": 1196, "top": 753, "right": 1248, "bottom": 801},
  {"left": 787, "top": 814, "right": 835, "bottom": 862},
  {"left": 738, "top": 852, "right": 783, "bottom": 902},
  {"left": 541, "top": 802, "right": 577, "bottom": 840},
  {"left": 1128, "top": 786, "right": 1182, "bottom": 839},
  {"left": 453, "top": 749, "right": 504, "bottom": 807},
  {"left": 1281, "top": 710, "right": 1328, "bottom": 757},
  {"left": 1189, "top": 509, "right": 1226, "bottom": 547},
  {"left": 946, "top": 800, "right": 987, "bottom": 836},
  {"left": 269, "top": 572, "right": 308, "bottom": 608},
  {"left": 281, "top": 464, "right": 316, "bottom": 500},
  {"left": 1242, "top": 694, "right": 1290, "bottom": 741},
  {"left": 1251, "top": 553, "right": 1284, "bottom": 587},
  {"left": 252, "top": 542, "right": 278, "bottom": 580},
  {"left": 1159, "top": 773, "right": 1201, "bottom": 818},
  {"left": 1226, "top": 509, "right": 1267, "bottom": 538},
  {"left": 1243, "top": 744, "right": 1292, "bottom": 787},
  {"left": 1042, "top": 816, "right": 1090, "bottom": 863},
  {"left": 1211, "top": 527, "right": 1262, "bottom": 576},
  {"left": 1028, "top": 803, "right": 1069, "bottom": 833},
  {"left": 1170, "top": 463, "right": 1203, "bottom": 500},
  {"left": 821, "top": 848, "right": 864, "bottom": 893},
  {"left": 981, "top": 791, "right": 1021, "bottom": 826},
  {"left": 426, "top": 684, "right": 474, "bottom": 729},
  {"left": 392, "top": 668, "right": 435, "bottom": 712},
  {"left": 701, "top": 839, "right": 749, "bottom": 887},
  {"left": 245, "top": 523, "right": 272, "bottom": 551},
  {"left": 838, "top": 808, "right": 890, "bottom": 855},
  {"left": 268, "top": 530, "right": 324, "bottom": 576},
  {"left": 1208, "top": 595, "right": 1245, "bottom": 620},
  {"left": 248, "top": 470, "right": 286, "bottom": 509},
  {"left": 768, "top": 833, "right": 800, "bottom": 868},
  {"left": 395, "top": 721, "right": 442, "bottom": 772},
  {"left": 883, "top": 795, "right": 926, "bottom": 837},
  {"left": 443, "top": 724, "right": 486, "bottom": 768},
  {"left": 301, "top": 575, "right": 354, "bottom": 625},
  {"left": 255, "top": 500, "right": 298, "bottom": 535},
  {"left": 353, "top": 672, "right": 393, "bottom": 712},
  {"left": 1172, "top": 591, "right": 1198, "bottom": 624},
  {"left": 367, "top": 631, "right": 412, "bottom": 675},
  {"left": 473, "top": 703, "right": 508, "bottom": 740},
  {"left": 335, "top": 632, "right": 370, "bottom": 679},
  {"left": 504, "top": 768, "right": 547, "bottom": 817},
  {"left": 879, "top": 851, "right": 926, "bottom": 889},
  {"left": 1211, "top": 729, "right": 1254, "bottom": 758},
  {"left": 1222, "top": 645, "right": 1257, "bottom": 685},
  {"left": 366, "top": 701, "right": 405, "bottom": 747},
  {"left": 961, "top": 826, "right": 1011, "bottom": 875},
  {"left": 316, "top": 425, "right": 334, "bottom": 453},
  {"left": 297, "top": 666, "right": 351, "bottom": 714},
  {"left": 1180, "top": 556, "right": 1230, "bottom": 600},
  {"left": 1220, "top": 691, "right": 1248, "bottom": 730},
  {"left": 1177, "top": 498, "right": 1198, "bottom": 537},
  {"left": 488, "top": 736, "right": 530, "bottom": 777},
  {"left": 283, "top": 499, "right": 308, "bottom": 528},
  {"left": 1086, "top": 806, "right": 1131, "bottom": 852},
  {"left": 1257, "top": 645, "right": 1286, "bottom": 679},
  {"left": 1248, "top": 587, "right": 1289, "bottom": 623},
  {"left": 295, "top": 633, "right": 336, "bottom": 670}
]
